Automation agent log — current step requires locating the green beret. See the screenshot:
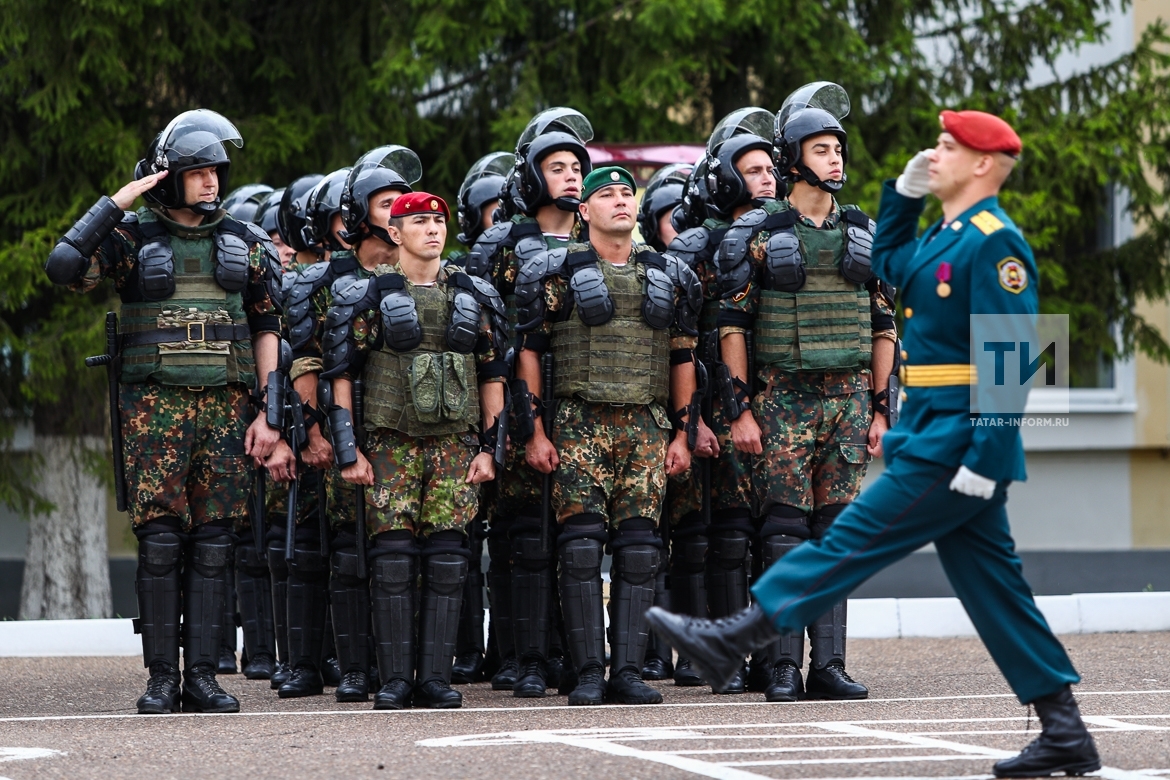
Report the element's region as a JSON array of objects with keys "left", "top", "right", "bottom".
[{"left": 581, "top": 166, "right": 636, "bottom": 201}]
